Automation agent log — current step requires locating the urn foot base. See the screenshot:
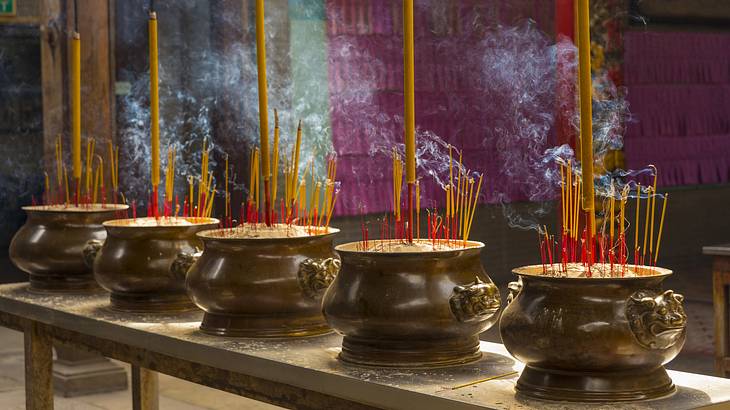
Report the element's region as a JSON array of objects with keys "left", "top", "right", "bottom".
[
  {"left": 339, "top": 335, "right": 482, "bottom": 368},
  {"left": 516, "top": 365, "right": 676, "bottom": 402},
  {"left": 109, "top": 292, "right": 195, "bottom": 313},
  {"left": 29, "top": 275, "right": 101, "bottom": 294},
  {"left": 200, "top": 312, "right": 331, "bottom": 338}
]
